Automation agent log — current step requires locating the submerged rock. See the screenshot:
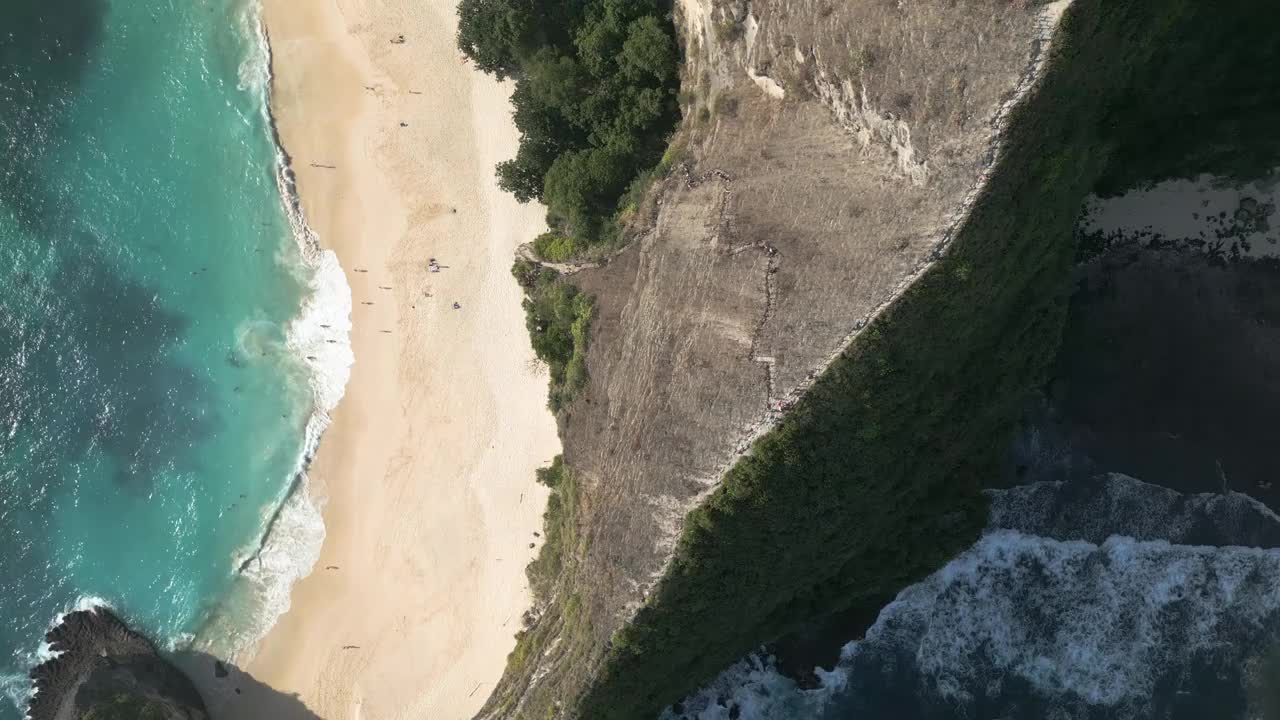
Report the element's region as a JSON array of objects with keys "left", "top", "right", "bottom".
[{"left": 27, "top": 607, "right": 209, "bottom": 720}]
